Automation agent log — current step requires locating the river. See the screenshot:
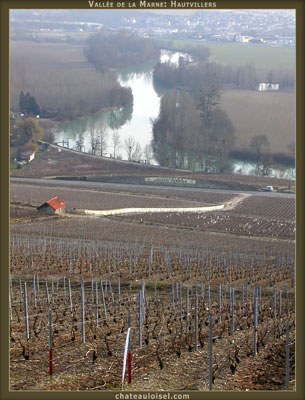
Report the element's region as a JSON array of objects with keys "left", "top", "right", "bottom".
[
  {"left": 56, "top": 50, "right": 179, "bottom": 160},
  {"left": 56, "top": 50, "right": 295, "bottom": 180}
]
